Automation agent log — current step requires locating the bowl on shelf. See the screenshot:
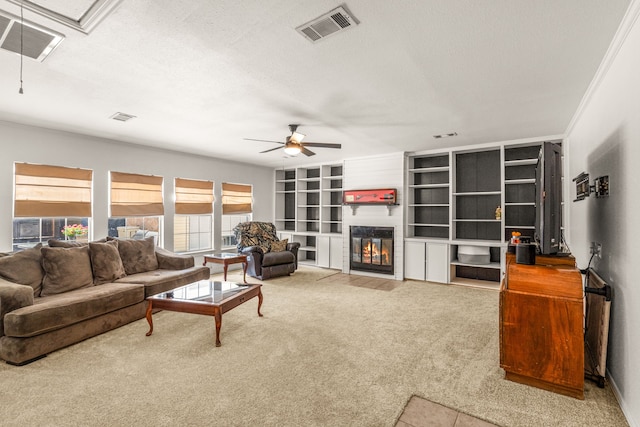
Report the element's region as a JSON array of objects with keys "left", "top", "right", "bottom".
[{"left": 457, "top": 245, "right": 490, "bottom": 265}]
